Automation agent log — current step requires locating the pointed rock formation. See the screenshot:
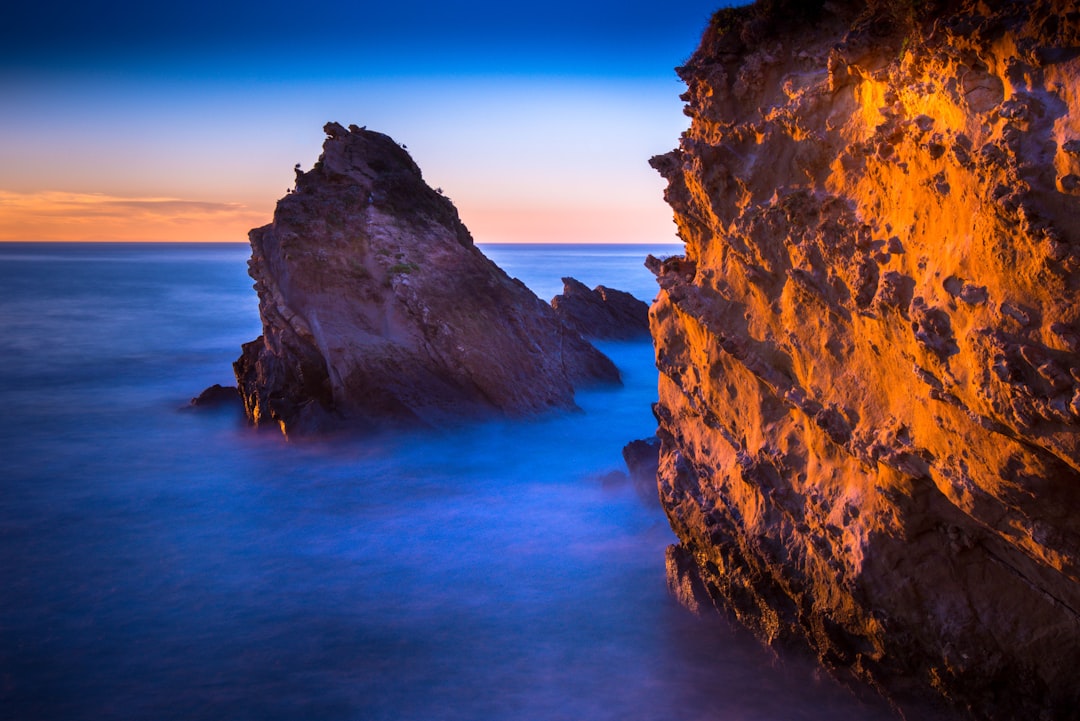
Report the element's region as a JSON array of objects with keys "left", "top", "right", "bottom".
[
  {"left": 651, "top": 1, "right": 1080, "bottom": 717},
  {"left": 234, "top": 122, "right": 619, "bottom": 436}
]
